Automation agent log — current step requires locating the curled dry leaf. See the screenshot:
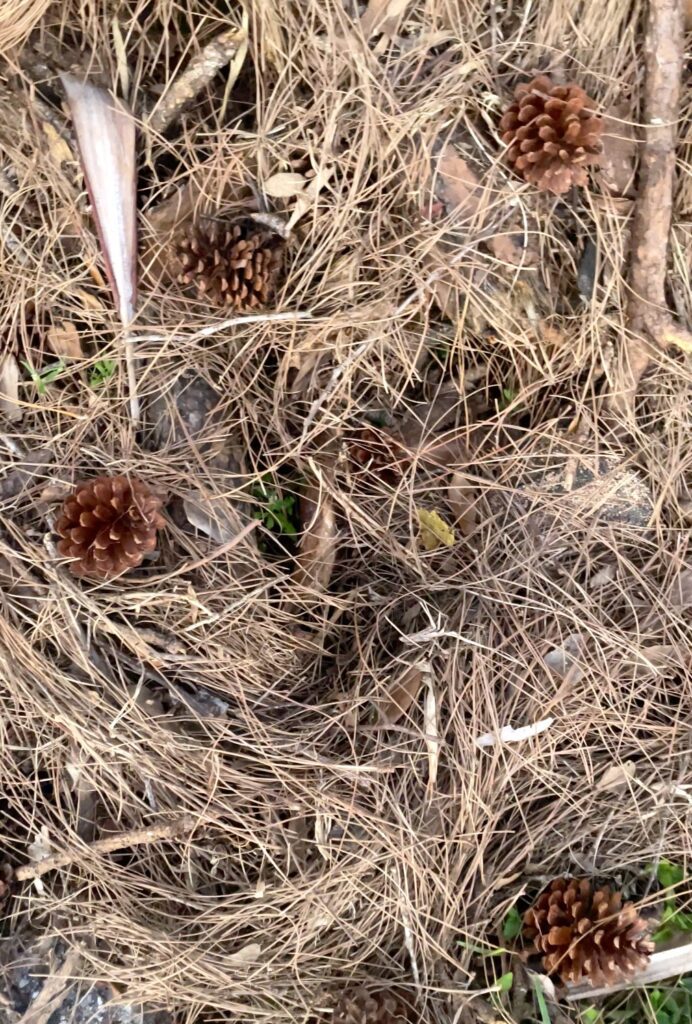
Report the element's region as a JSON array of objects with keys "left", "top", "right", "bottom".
[
  {"left": 47, "top": 321, "right": 83, "bottom": 361},
  {"left": 447, "top": 472, "right": 477, "bottom": 536},
  {"left": 417, "top": 508, "right": 455, "bottom": 551},
  {"left": 378, "top": 661, "right": 425, "bottom": 724},
  {"left": 286, "top": 165, "right": 335, "bottom": 232},
  {"left": 264, "top": 172, "right": 308, "bottom": 198},
  {"left": 0, "top": 352, "right": 21, "bottom": 421},
  {"left": 294, "top": 480, "right": 337, "bottom": 591}
]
